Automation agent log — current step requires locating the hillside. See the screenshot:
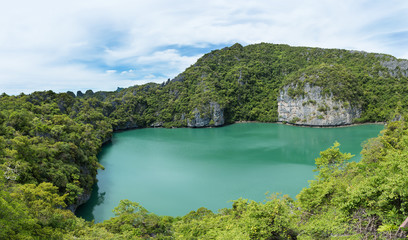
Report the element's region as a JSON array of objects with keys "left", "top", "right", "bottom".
[
  {"left": 96, "top": 42, "right": 408, "bottom": 129},
  {"left": 1, "top": 43, "right": 408, "bottom": 239}
]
